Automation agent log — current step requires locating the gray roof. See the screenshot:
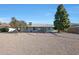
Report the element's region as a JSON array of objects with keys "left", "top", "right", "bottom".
[{"left": 29, "top": 24, "right": 54, "bottom": 27}]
